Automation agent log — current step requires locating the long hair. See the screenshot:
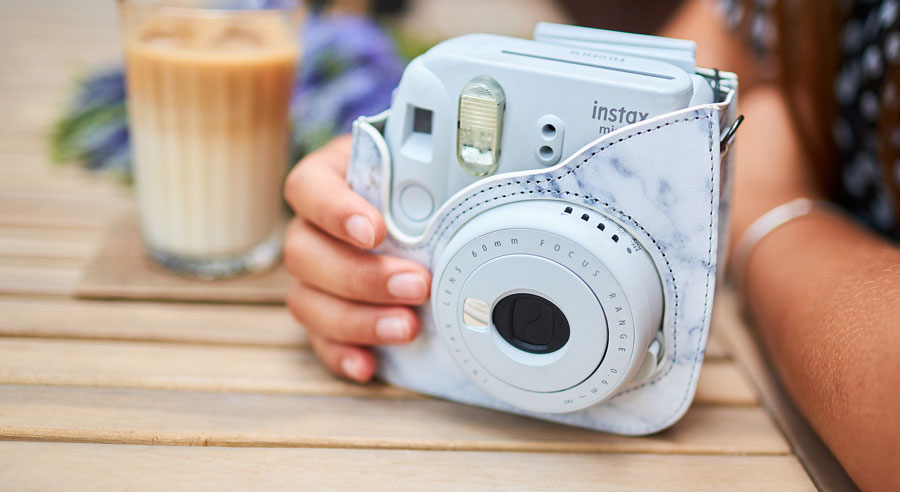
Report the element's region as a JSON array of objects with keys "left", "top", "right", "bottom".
[
  {"left": 773, "top": 0, "right": 899, "bottom": 231},
  {"left": 725, "top": 0, "right": 845, "bottom": 194},
  {"left": 772, "top": 0, "right": 844, "bottom": 195}
]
